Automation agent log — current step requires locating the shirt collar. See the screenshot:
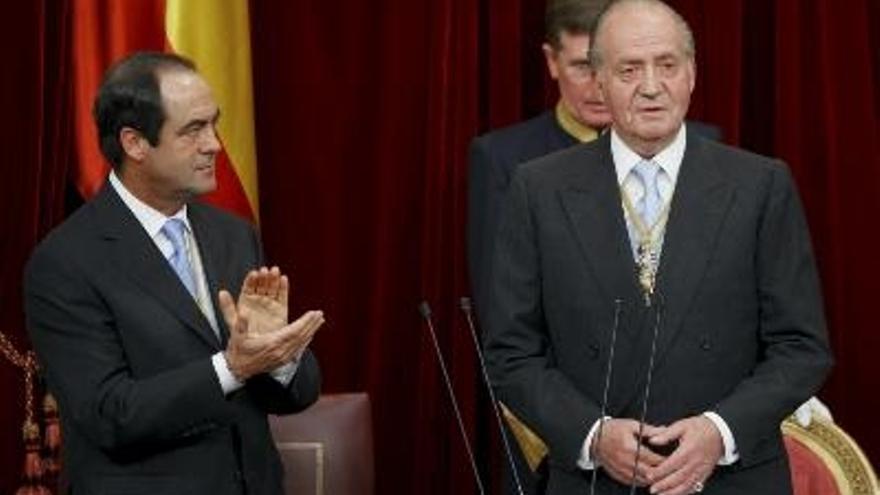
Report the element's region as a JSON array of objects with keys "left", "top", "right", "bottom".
[
  {"left": 611, "top": 123, "right": 687, "bottom": 185},
  {"left": 555, "top": 100, "right": 599, "bottom": 143},
  {"left": 109, "top": 171, "right": 190, "bottom": 238}
]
